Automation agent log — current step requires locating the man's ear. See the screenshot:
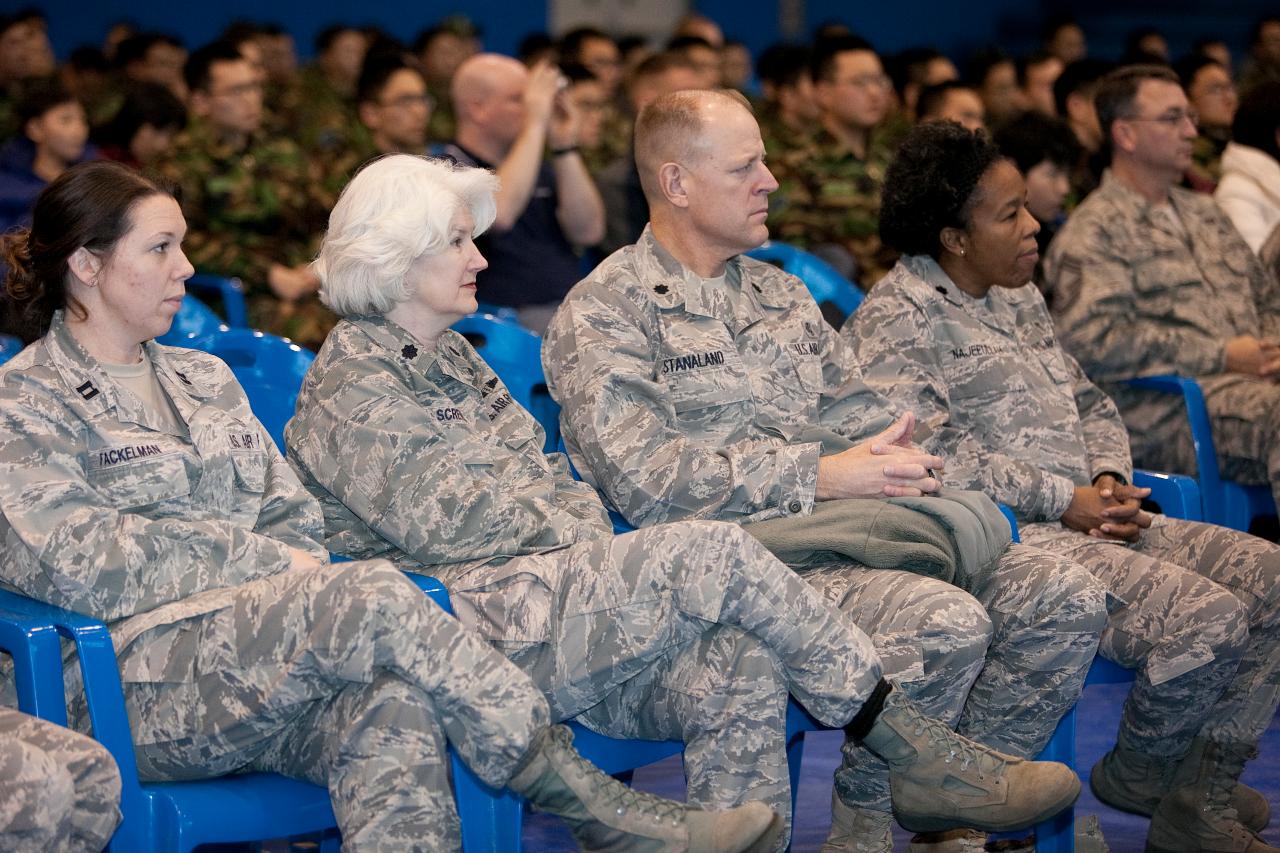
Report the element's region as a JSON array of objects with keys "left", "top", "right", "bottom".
[
  {"left": 658, "top": 161, "right": 689, "bottom": 208},
  {"left": 67, "top": 247, "right": 102, "bottom": 287}
]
